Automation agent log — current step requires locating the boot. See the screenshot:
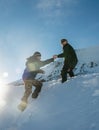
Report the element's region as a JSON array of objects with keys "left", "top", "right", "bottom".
[
  {"left": 21, "top": 97, "right": 28, "bottom": 104},
  {"left": 32, "top": 92, "right": 38, "bottom": 99}
]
